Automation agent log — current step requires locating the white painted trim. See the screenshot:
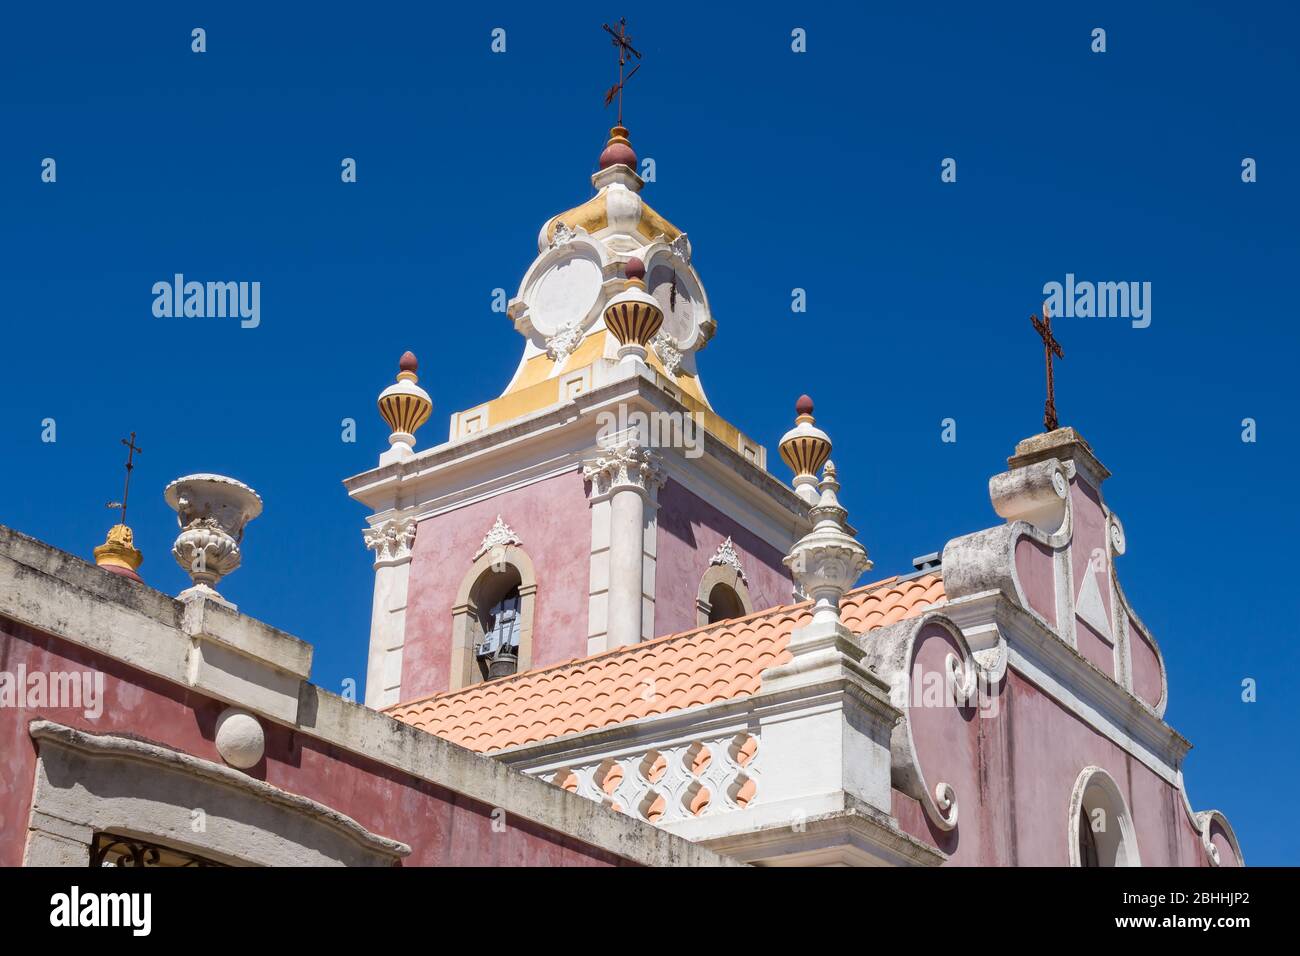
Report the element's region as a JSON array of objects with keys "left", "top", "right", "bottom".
[{"left": 25, "top": 720, "right": 410, "bottom": 867}]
